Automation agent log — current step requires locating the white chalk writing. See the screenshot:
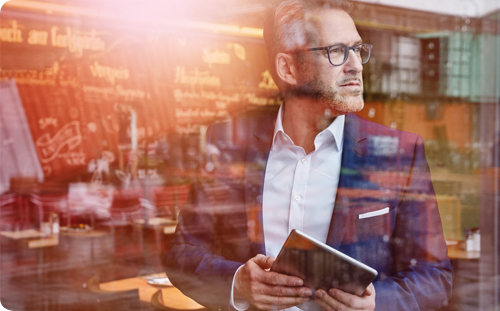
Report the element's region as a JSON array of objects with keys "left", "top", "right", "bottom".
[
  {"left": 89, "top": 61, "right": 129, "bottom": 85},
  {"left": 36, "top": 121, "right": 82, "bottom": 163},
  {"left": 174, "top": 67, "right": 221, "bottom": 88},
  {"left": 58, "top": 152, "right": 86, "bottom": 166},
  {"left": 175, "top": 108, "right": 228, "bottom": 119},
  {"left": 115, "top": 85, "right": 145, "bottom": 101},
  {"left": 202, "top": 49, "right": 230, "bottom": 68},
  {"left": 82, "top": 85, "right": 146, "bottom": 101},
  {"left": 51, "top": 26, "right": 106, "bottom": 58},
  {"left": 176, "top": 124, "right": 200, "bottom": 135},
  {"left": 39, "top": 118, "right": 58, "bottom": 129},
  {"left": 258, "top": 70, "right": 279, "bottom": 90},
  {"left": 28, "top": 30, "right": 48, "bottom": 46},
  {"left": 244, "top": 93, "right": 269, "bottom": 106},
  {"left": 226, "top": 43, "right": 246, "bottom": 61},
  {"left": 173, "top": 89, "right": 240, "bottom": 104},
  {"left": 0, "top": 20, "right": 23, "bottom": 43}
]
